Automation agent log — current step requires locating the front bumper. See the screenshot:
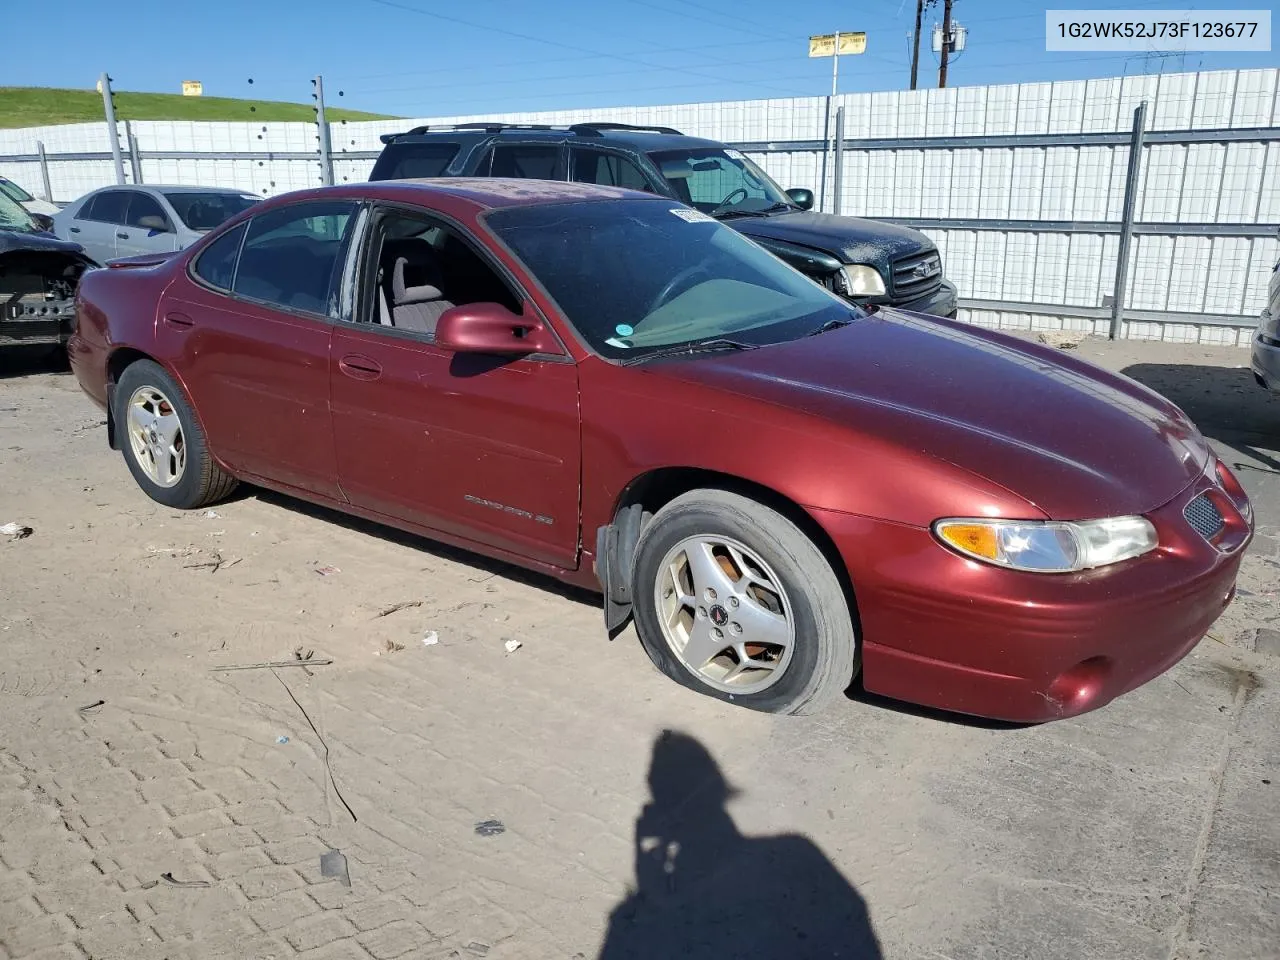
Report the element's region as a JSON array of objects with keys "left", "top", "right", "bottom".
[
  {"left": 1251, "top": 325, "right": 1280, "bottom": 392},
  {"left": 812, "top": 475, "right": 1251, "bottom": 723},
  {"left": 848, "top": 279, "right": 958, "bottom": 319}
]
